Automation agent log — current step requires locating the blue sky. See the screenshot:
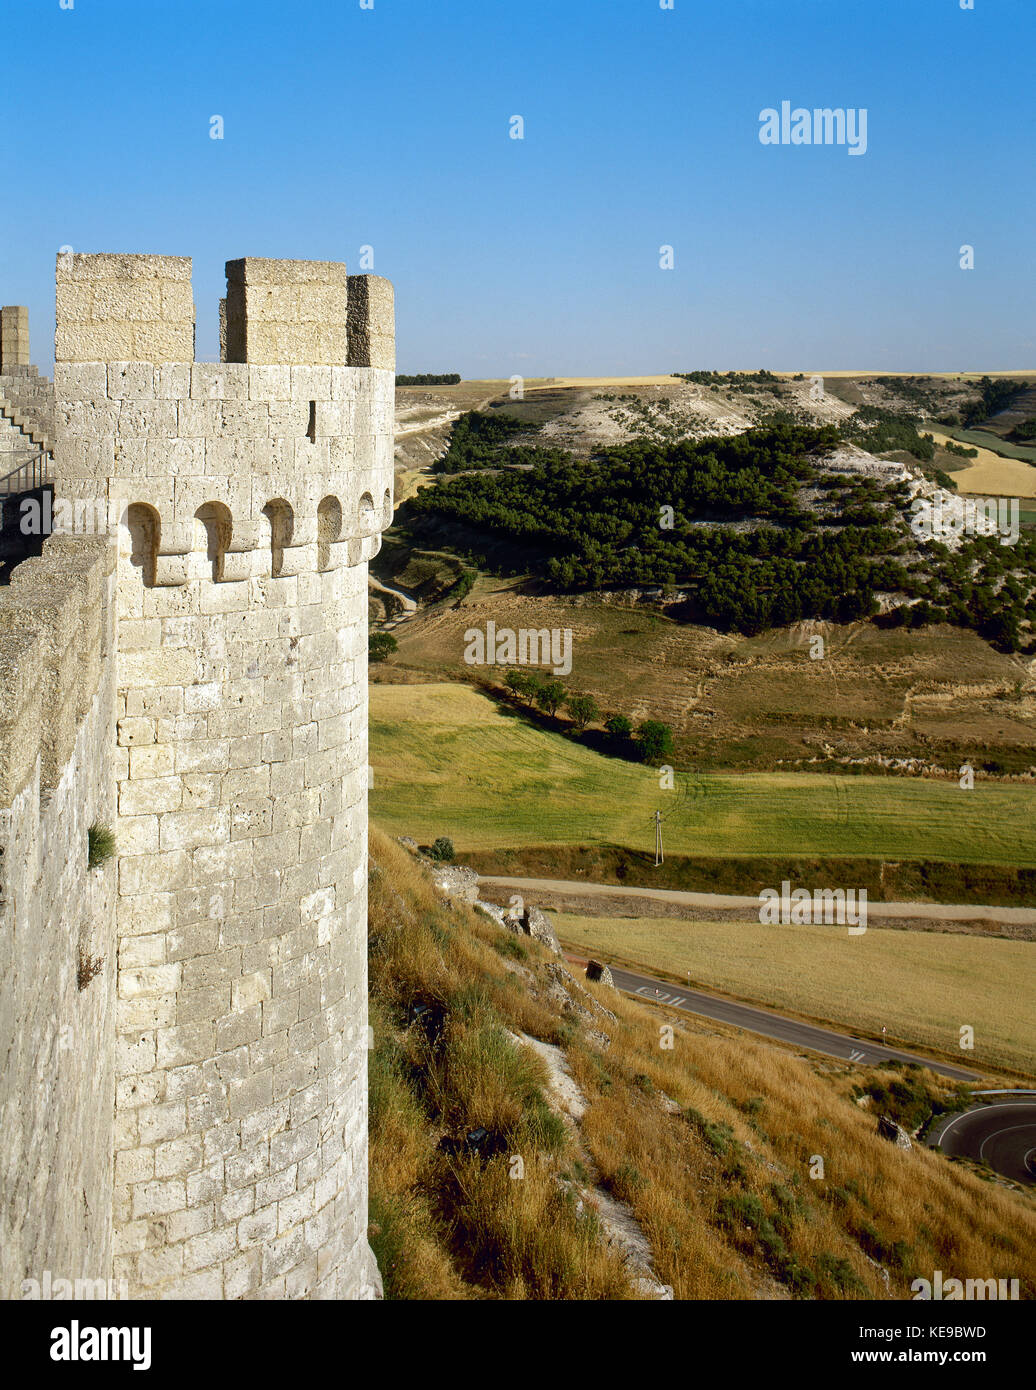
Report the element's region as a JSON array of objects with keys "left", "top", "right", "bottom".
[{"left": 3, "top": 0, "right": 1034, "bottom": 375}]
